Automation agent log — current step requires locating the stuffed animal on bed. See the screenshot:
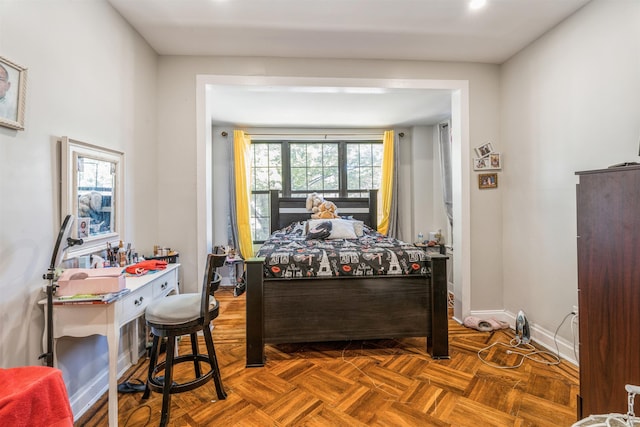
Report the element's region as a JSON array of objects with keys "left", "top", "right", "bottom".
[
  {"left": 314, "top": 200, "right": 339, "bottom": 219},
  {"left": 306, "top": 193, "right": 324, "bottom": 216},
  {"left": 306, "top": 193, "right": 340, "bottom": 219}
]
